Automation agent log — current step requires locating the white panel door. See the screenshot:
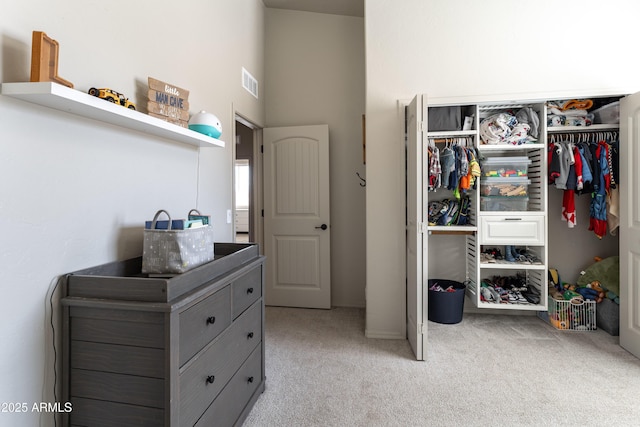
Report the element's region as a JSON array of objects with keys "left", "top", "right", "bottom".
[
  {"left": 406, "top": 95, "right": 426, "bottom": 360},
  {"left": 620, "top": 93, "right": 640, "bottom": 358},
  {"left": 263, "top": 125, "right": 331, "bottom": 309}
]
